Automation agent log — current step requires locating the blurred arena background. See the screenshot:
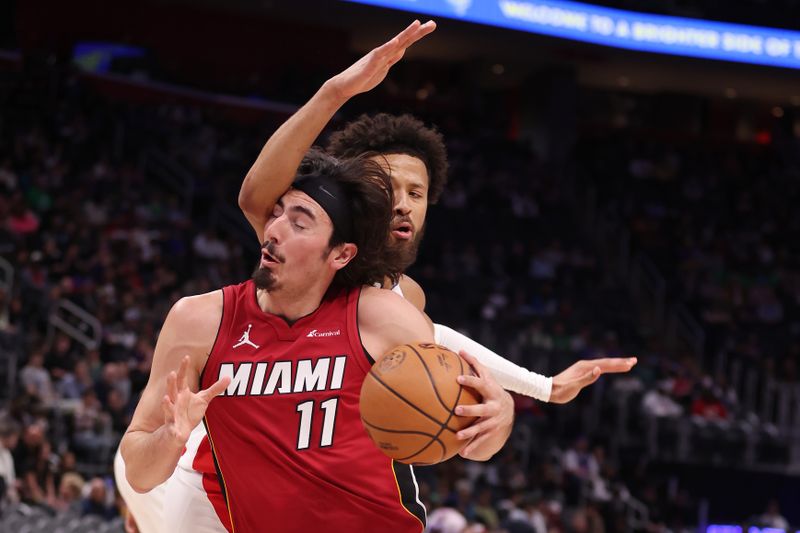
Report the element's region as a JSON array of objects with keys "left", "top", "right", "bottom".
[{"left": 1, "top": 0, "right": 799, "bottom": 531}]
